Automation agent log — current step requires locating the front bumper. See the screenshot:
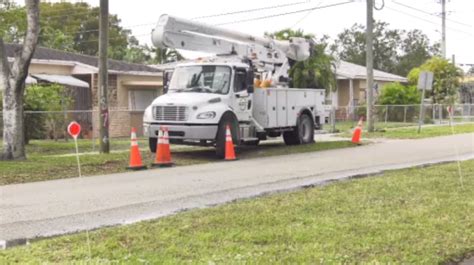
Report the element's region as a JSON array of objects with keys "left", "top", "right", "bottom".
[{"left": 144, "top": 123, "right": 218, "bottom": 140}]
